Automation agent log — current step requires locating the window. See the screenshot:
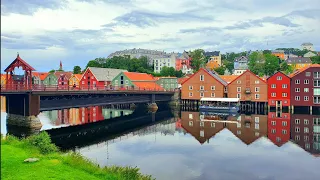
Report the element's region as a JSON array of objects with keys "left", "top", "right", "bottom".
[
  {"left": 314, "top": 118, "right": 320, "bottom": 125},
  {"left": 125, "top": 80, "right": 128, "bottom": 84},
  {"left": 200, "top": 121, "right": 204, "bottom": 127},
  {"left": 295, "top": 96, "right": 300, "bottom": 101},
  {"left": 295, "top": 119, "right": 300, "bottom": 124},
  {"left": 271, "top": 84, "right": 276, "bottom": 88},
  {"left": 304, "top": 88, "right": 309, "bottom": 92},
  {"left": 305, "top": 143, "right": 310, "bottom": 149},
  {"left": 295, "top": 79, "right": 300, "bottom": 84},
  {"left": 237, "top": 80, "right": 241, "bottom": 84},
  {"left": 295, "top": 127, "right": 300, "bottom": 132},
  {"left": 237, "top": 87, "right": 241, "bottom": 92},
  {"left": 255, "top": 124, "right": 259, "bottom": 130},
  {"left": 189, "top": 92, "right": 193, "bottom": 97},
  {"left": 200, "top": 75, "right": 204, "bottom": 81},
  {"left": 255, "top": 80, "right": 259, "bottom": 84},
  {"left": 255, "top": 94, "right": 260, "bottom": 99},
  {"left": 237, "top": 94, "right": 241, "bottom": 98},
  {"left": 271, "top": 121, "right": 276, "bottom": 125},
  {"left": 271, "top": 93, "right": 276, "bottom": 97},
  {"left": 306, "top": 72, "right": 311, "bottom": 77},
  {"left": 211, "top": 122, "right": 215, "bottom": 127},
  {"left": 295, "top": 135, "right": 300, "bottom": 141},
  {"left": 255, "top": 87, "right": 260, "bottom": 92},
  {"left": 271, "top": 129, "right": 276, "bottom": 134},
  {"left": 276, "top": 137, "right": 281, "bottom": 142},
  {"left": 282, "top": 130, "right": 287, "bottom": 134},
  {"left": 255, "top": 117, "right": 260, "bottom": 123},
  {"left": 295, "top": 88, "right": 300, "bottom": 92},
  {"left": 304, "top": 96, "right": 309, "bottom": 101},
  {"left": 304, "top": 136, "right": 309, "bottom": 141},
  {"left": 314, "top": 97, "right": 320, "bottom": 104},
  {"left": 189, "top": 86, "right": 193, "bottom": 90},
  {"left": 211, "top": 93, "right": 215, "bottom": 97},
  {"left": 282, "top": 121, "right": 287, "bottom": 126},
  {"left": 189, "top": 114, "right": 193, "bottom": 119},
  {"left": 200, "top": 86, "right": 204, "bottom": 90},
  {"left": 304, "top": 127, "right": 309, "bottom": 133},
  {"left": 282, "top": 93, "right": 287, "bottom": 97},
  {"left": 314, "top": 80, "right": 320, "bottom": 87},
  {"left": 84, "top": 76, "right": 86, "bottom": 79},
  {"left": 200, "top": 130, "right": 204, "bottom": 137},
  {"left": 284, "top": 100, "right": 288, "bottom": 104},
  {"left": 304, "top": 119, "right": 309, "bottom": 125},
  {"left": 237, "top": 130, "right": 241, "bottom": 135},
  {"left": 211, "top": 86, "right": 215, "bottom": 90},
  {"left": 200, "top": 92, "right": 204, "bottom": 97},
  {"left": 314, "top": 88, "right": 320, "bottom": 95},
  {"left": 115, "top": 80, "right": 118, "bottom": 85},
  {"left": 82, "top": 81, "right": 84, "bottom": 85},
  {"left": 282, "top": 84, "right": 287, "bottom": 88},
  {"left": 304, "top": 79, "right": 309, "bottom": 84},
  {"left": 277, "top": 76, "right": 282, "bottom": 80},
  {"left": 237, "top": 122, "right": 241, "bottom": 128},
  {"left": 314, "top": 72, "right": 320, "bottom": 78}
]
